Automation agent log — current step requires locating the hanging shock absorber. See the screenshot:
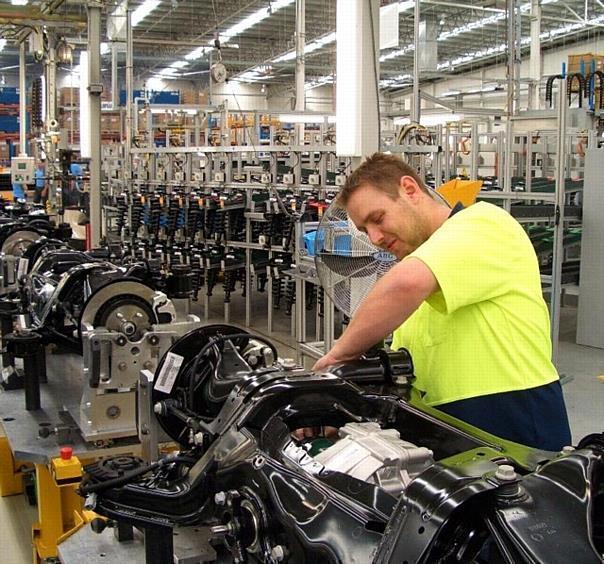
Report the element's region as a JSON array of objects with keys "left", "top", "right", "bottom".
[
  {"left": 272, "top": 276, "right": 282, "bottom": 309},
  {"left": 306, "top": 281, "right": 315, "bottom": 311},
  {"left": 240, "top": 269, "right": 246, "bottom": 298},
  {"left": 284, "top": 277, "right": 296, "bottom": 316},
  {"left": 318, "top": 286, "right": 325, "bottom": 319},
  {"left": 223, "top": 270, "right": 234, "bottom": 303},
  {"left": 5, "top": 330, "right": 47, "bottom": 411}
]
